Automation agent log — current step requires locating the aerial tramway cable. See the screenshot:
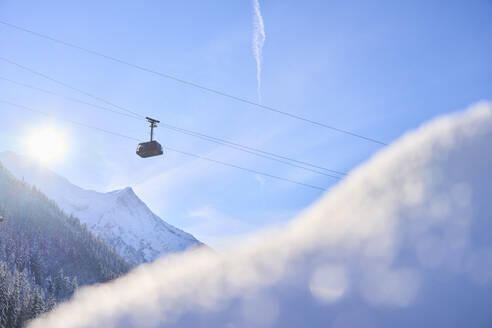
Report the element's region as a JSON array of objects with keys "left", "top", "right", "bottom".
[
  {"left": 0, "top": 99, "right": 328, "bottom": 192},
  {"left": 0, "top": 73, "right": 347, "bottom": 179},
  {"left": 0, "top": 20, "right": 387, "bottom": 146},
  {"left": 0, "top": 57, "right": 144, "bottom": 120}
]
